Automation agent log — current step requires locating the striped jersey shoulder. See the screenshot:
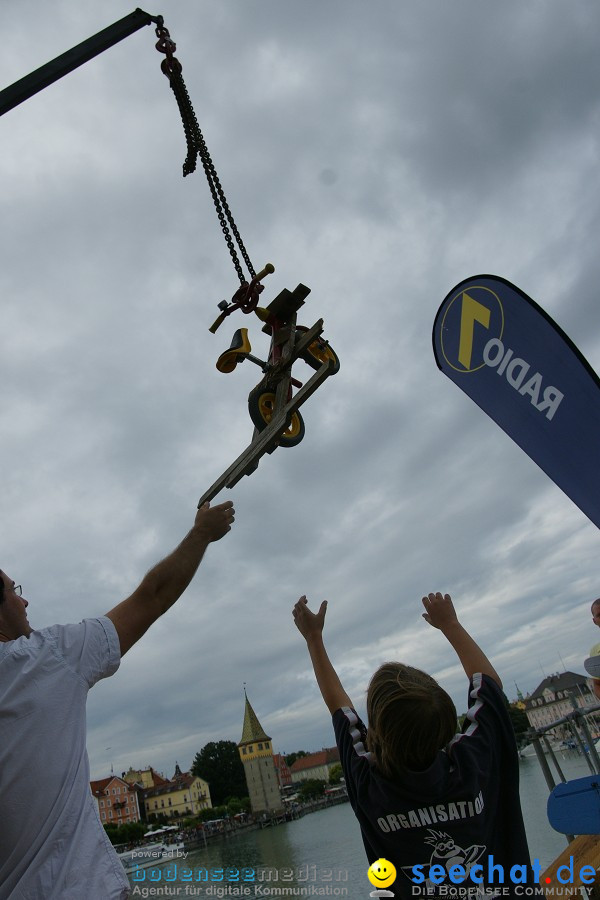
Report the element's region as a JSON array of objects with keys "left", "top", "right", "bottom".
[{"left": 340, "top": 706, "right": 374, "bottom": 764}]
